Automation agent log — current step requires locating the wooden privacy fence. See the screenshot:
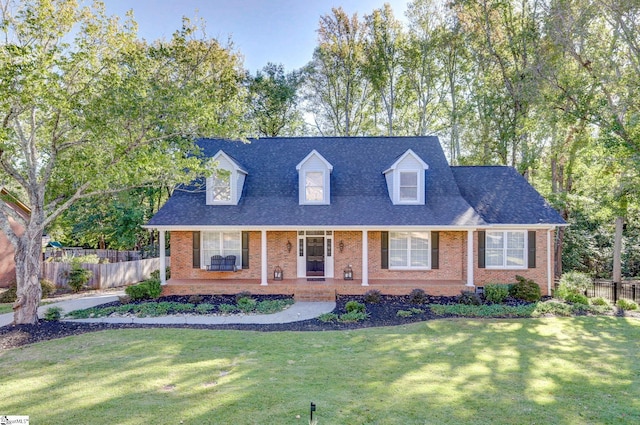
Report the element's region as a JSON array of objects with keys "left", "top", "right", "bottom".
[{"left": 42, "top": 257, "right": 171, "bottom": 290}]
